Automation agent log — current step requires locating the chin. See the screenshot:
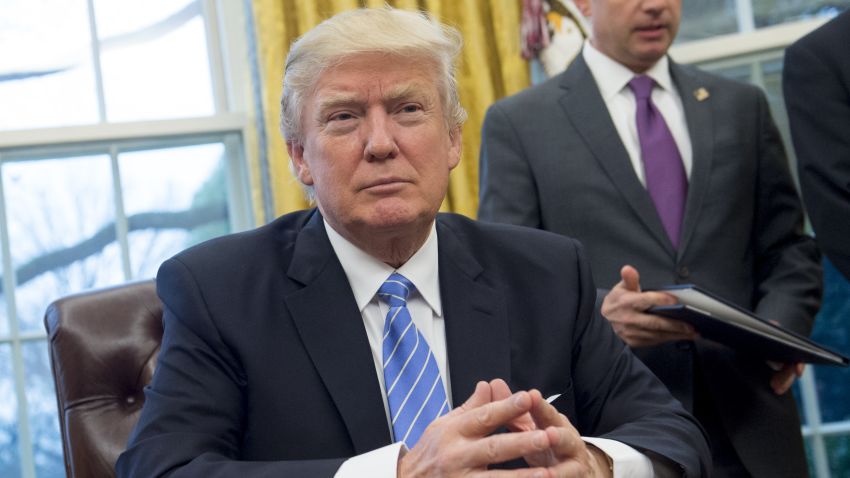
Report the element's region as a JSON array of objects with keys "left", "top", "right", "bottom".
[{"left": 366, "top": 202, "right": 433, "bottom": 231}]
